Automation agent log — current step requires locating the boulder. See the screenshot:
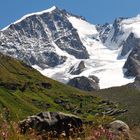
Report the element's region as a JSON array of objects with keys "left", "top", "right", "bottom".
[
  {"left": 89, "top": 75, "right": 100, "bottom": 84},
  {"left": 107, "top": 120, "right": 131, "bottom": 140},
  {"left": 69, "top": 61, "right": 86, "bottom": 75},
  {"left": 67, "top": 76, "right": 100, "bottom": 91},
  {"left": 54, "top": 98, "right": 66, "bottom": 106},
  {"left": 36, "top": 82, "right": 52, "bottom": 89},
  {"left": 19, "top": 112, "right": 83, "bottom": 137}
]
